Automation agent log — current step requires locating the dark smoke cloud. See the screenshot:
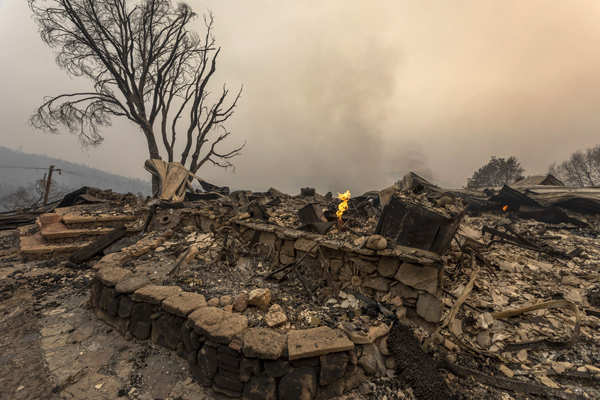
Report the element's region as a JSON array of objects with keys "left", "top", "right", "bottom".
[{"left": 1, "top": 0, "right": 600, "bottom": 193}]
